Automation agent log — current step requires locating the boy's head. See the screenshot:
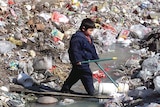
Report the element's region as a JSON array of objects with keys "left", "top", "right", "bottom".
[{"left": 80, "top": 18, "right": 96, "bottom": 36}]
